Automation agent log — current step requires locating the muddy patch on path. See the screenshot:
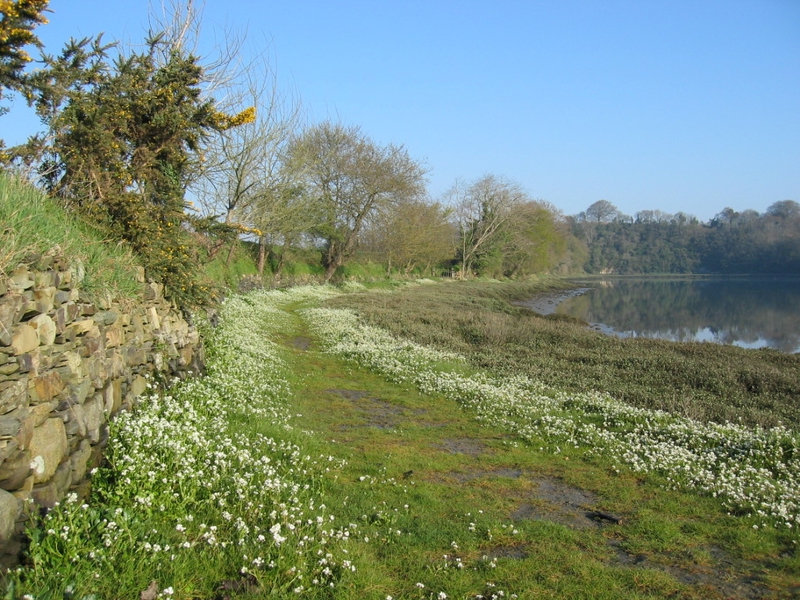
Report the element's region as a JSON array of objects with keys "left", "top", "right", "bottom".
[
  {"left": 290, "top": 336, "right": 313, "bottom": 351},
  {"left": 607, "top": 541, "right": 771, "bottom": 599},
  {"left": 437, "top": 437, "right": 488, "bottom": 457},
  {"left": 325, "top": 389, "right": 405, "bottom": 430},
  {"left": 512, "top": 477, "right": 604, "bottom": 530}
]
